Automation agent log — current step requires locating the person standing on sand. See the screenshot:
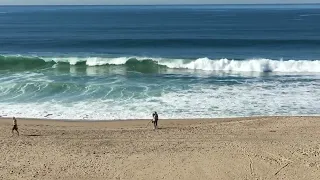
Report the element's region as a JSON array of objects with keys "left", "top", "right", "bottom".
[
  {"left": 12, "top": 117, "right": 19, "bottom": 136},
  {"left": 152, "top": 112, "right": 159, "bottom": 130}
]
